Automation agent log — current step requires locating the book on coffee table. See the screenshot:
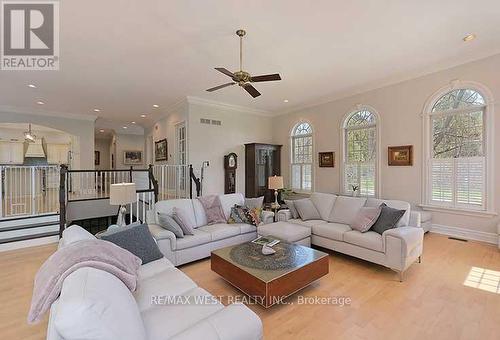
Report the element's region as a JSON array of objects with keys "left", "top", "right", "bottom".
[{"left": 252, "top": 236, "right": 280, "bottom": 247}]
